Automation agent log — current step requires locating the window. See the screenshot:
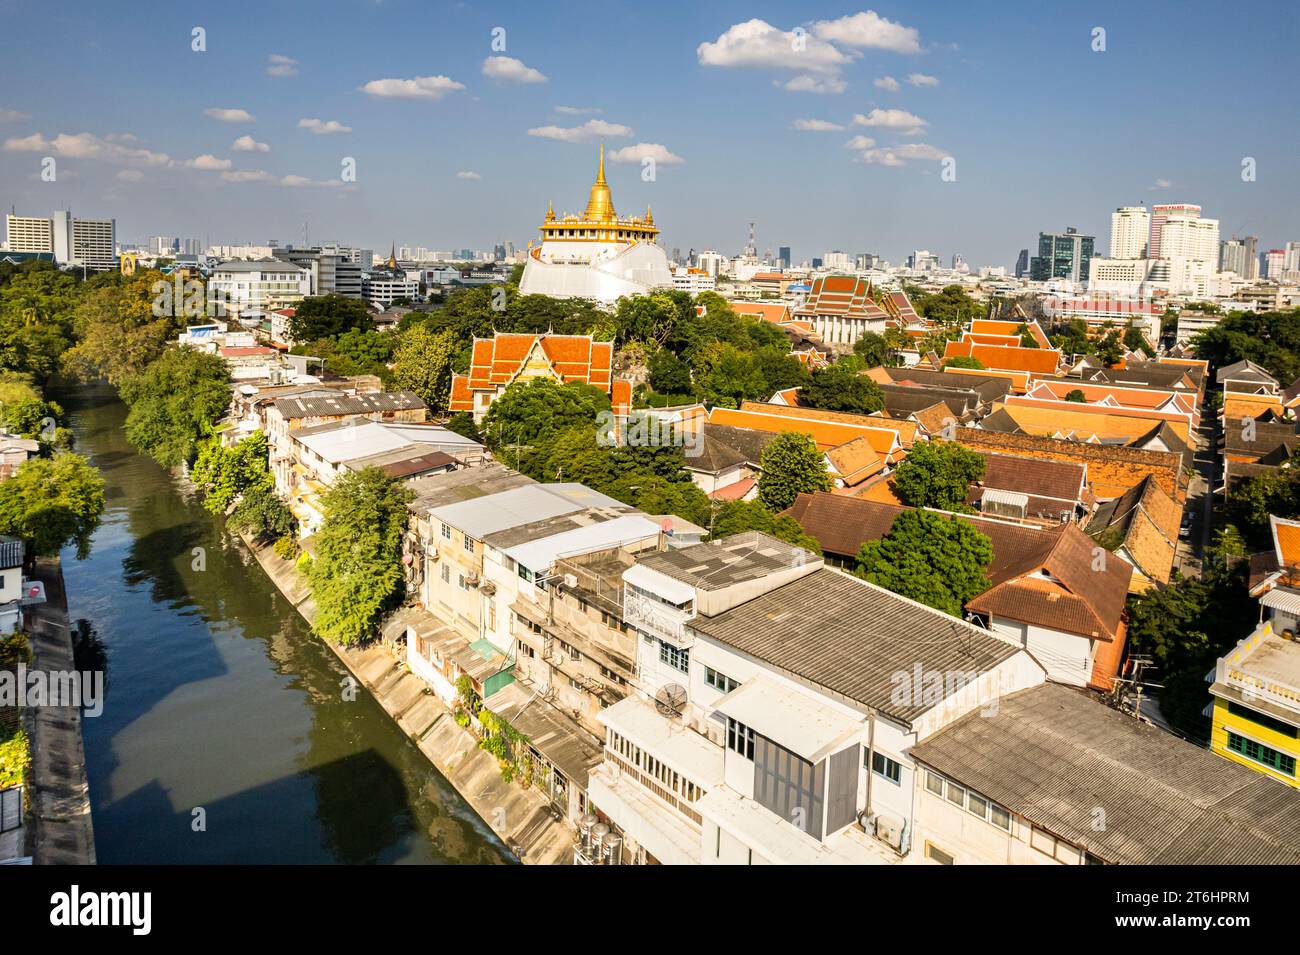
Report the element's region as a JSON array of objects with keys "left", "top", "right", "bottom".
[
  {"left": 1227, "top": 732, "right": 1298, "bottom": 776},
  {"left": 990, "top": 804, "right": 1012, "bottom": 832},
  {"left": 486, "top": 598, "right": 496, "bottom": 631},
  {"left": 518, "top": 565, "right": 535, "bottom": 583},
  {"left": 569, "top": 678, "right": 583, "bottom": 691},
  {"left": 925, "top": 770, "right": 944, "bottom": 796},
  {"left": 517, "top": 641, "right": 535, "bottom": 659},
  {"left": 441, "top": 522, "right": 451, "bottom": 540},
  {"left": 870, "top": 751, "right": 901, "bottom": 785},
  {"left": 945, "top": 782, "right": 965, "bottom": 806},
  {"left": 658, "top": 640, "right": 689, "bottom": 673},
  {"left": 705, "top": 667, "right": 740, "bottom": 694},
  {"left": 726, "top": 718, "right": 755, "bottom": 760},
  {"left": 440, "top": 564, "right": 450, "bottom": 584}
]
